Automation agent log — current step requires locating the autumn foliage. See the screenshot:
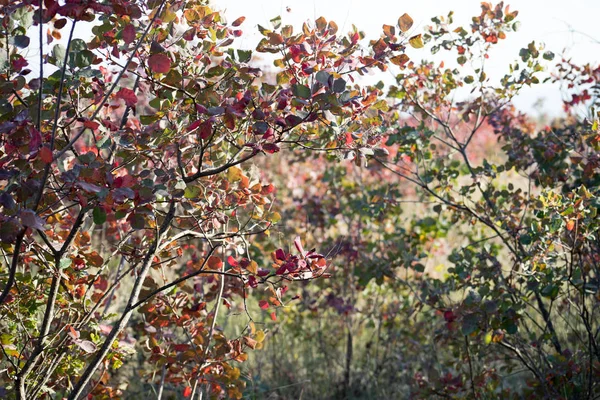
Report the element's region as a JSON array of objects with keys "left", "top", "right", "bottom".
[{"left": 1, "top": 0, "right": 599, "bottom": 399}]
